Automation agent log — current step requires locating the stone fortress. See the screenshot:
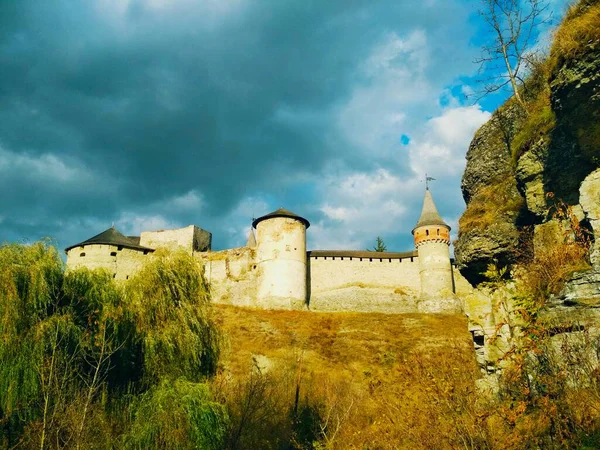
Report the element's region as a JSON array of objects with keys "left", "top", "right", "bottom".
[{"left": 66, "top": 189, "right": 472, "bottom": 314}]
